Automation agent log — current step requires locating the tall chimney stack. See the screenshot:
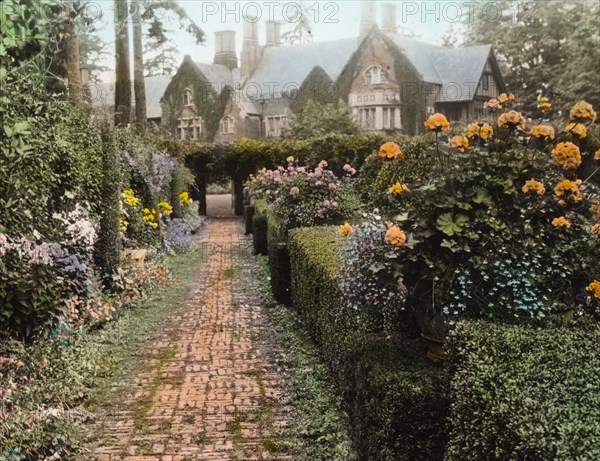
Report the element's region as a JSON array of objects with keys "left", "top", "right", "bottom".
[
  {"left": 241, "top": 16, "right": 260, "bottom": 79},
  {"left": 266, "top": 20, "right": 282, "bottom": 46},
  {"left": 381, "top": 3, "right": 397, "bottom": 36},
  {"left": 214, "top": 30, "right": 238, "bottom": 70},
  {"left": 359, "top": 0, "right": 376, "bottom": 41}
]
